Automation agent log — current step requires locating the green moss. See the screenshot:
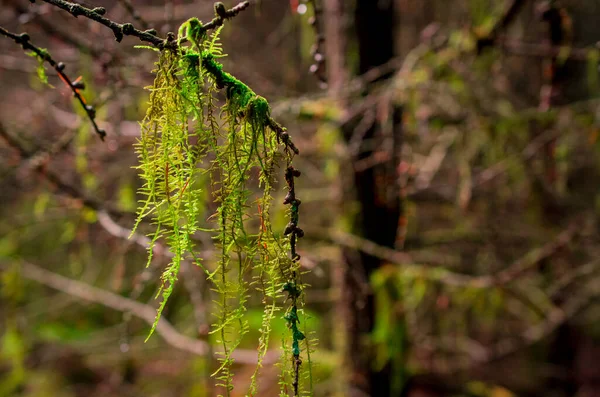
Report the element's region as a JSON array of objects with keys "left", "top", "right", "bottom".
[
  {"left": 134, "top": 18, "right": 310, "bottom": 396},
  {"left": 178, "top": 17, "right": 207, "bottom": 50},
  {"left": 284, "top": 306, "right": 306, "bottom": 356},
  {"left": 248, "top": 96, "right": 269, "bottom": 124},
  {"left": 201, "top": 52, "right": 256, "bottom": 109}
]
